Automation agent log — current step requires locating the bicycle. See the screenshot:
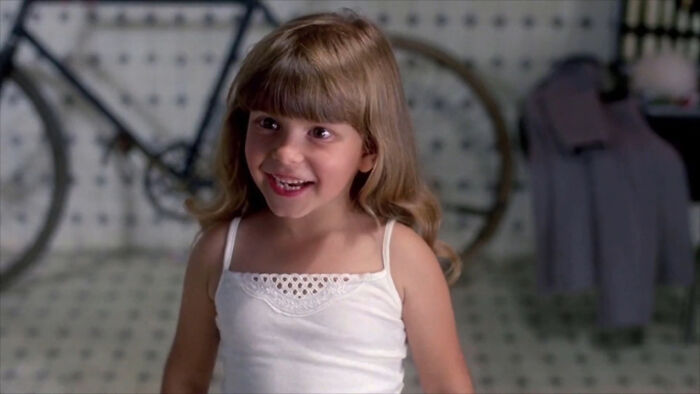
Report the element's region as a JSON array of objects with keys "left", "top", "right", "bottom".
[{"left": 0, "top": 0, "right": 512, "bottom": 291}]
